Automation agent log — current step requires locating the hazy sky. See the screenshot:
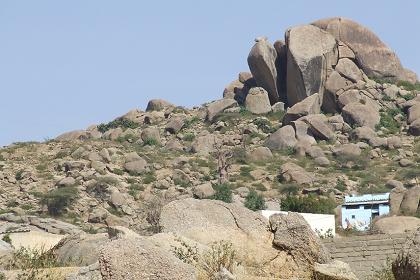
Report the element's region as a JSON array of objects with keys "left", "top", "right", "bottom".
[{"left": 1, "top": 1, "right": 419, "bottom": 146}]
